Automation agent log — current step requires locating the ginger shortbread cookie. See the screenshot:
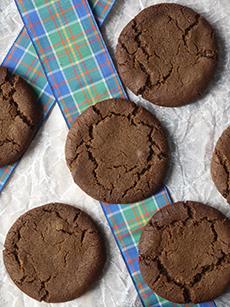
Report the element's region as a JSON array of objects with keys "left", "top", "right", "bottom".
[
  {"left": 116, "top": 3, "right": 219, "bottom": 107},
  {"left": 3, "top": 203, "right": 106, "bottom": 303},
  {"left": 65, "top": 98, "right": 169, "bottom": 204},
  {"left": 0, "top": 66, "right": 39, "bottom": 167},
  {"left": 138, "top": 201, "right": 230, "bottom": 303}
]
